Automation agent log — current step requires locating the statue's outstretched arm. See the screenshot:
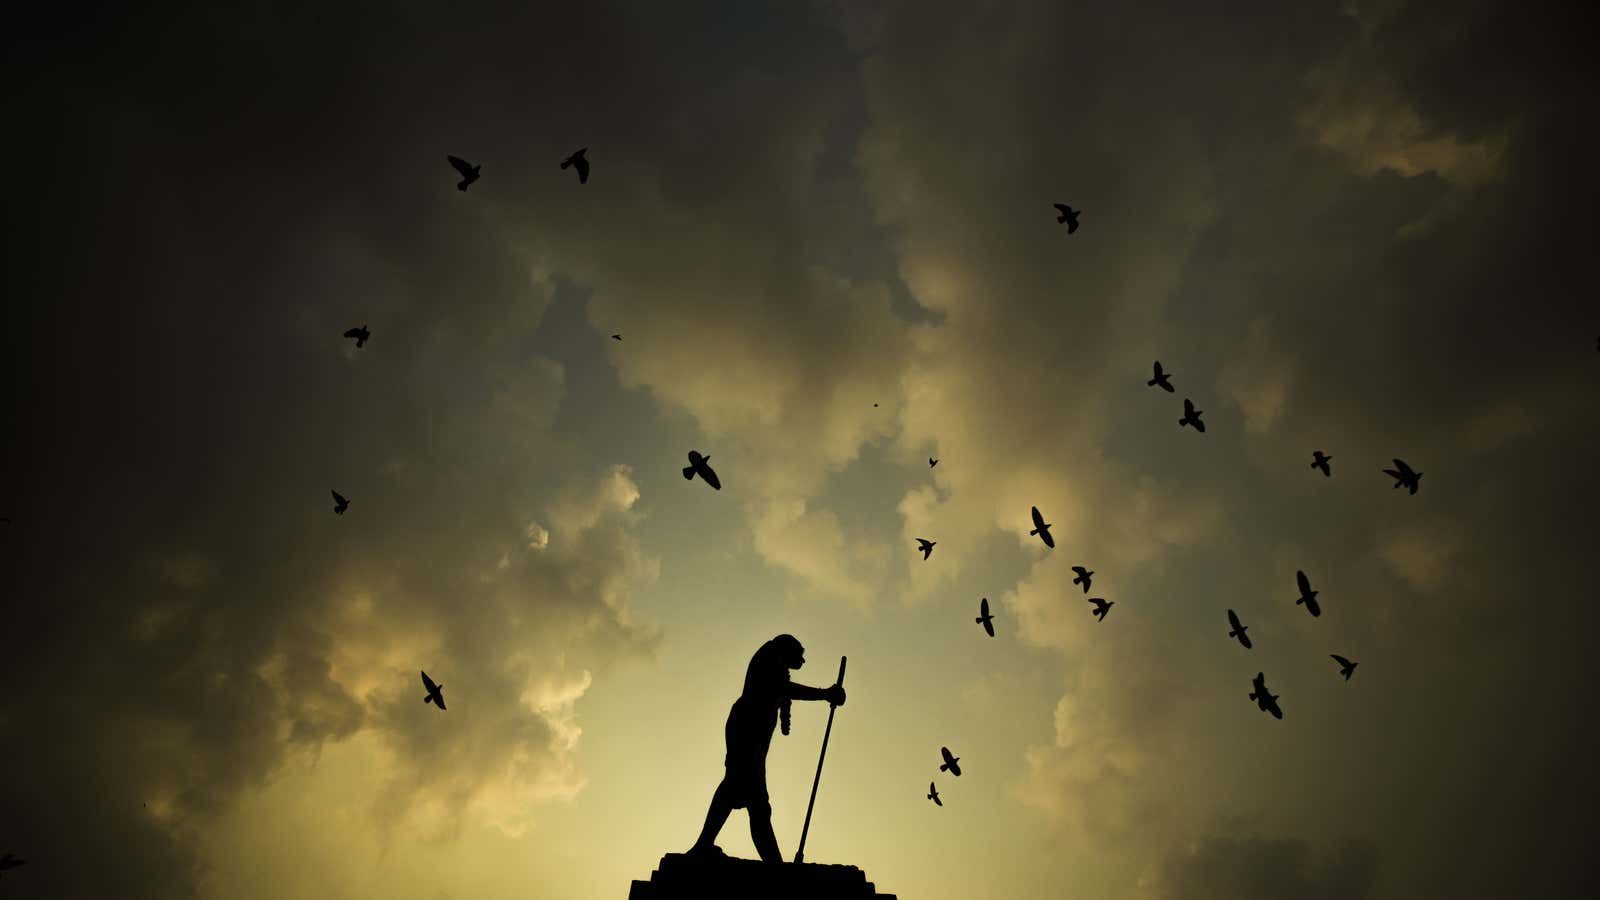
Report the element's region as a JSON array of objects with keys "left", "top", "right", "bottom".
[{"left": 786, "top": 682, "right": 846, "bottom": 706}]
